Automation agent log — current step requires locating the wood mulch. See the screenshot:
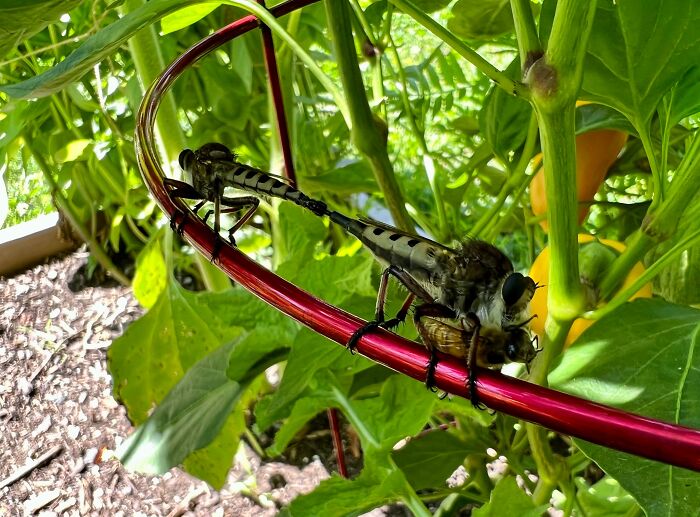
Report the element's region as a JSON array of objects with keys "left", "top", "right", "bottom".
[{"left": 0, "top": 250, "right": 346, "bottom": 516}]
